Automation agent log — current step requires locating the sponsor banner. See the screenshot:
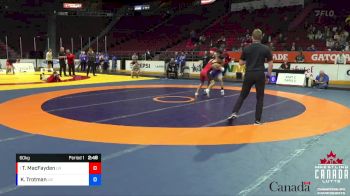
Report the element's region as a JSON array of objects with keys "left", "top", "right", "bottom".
[
  {"left": 337, "top": 65, "right": 350, "bottom": 81},
  {"left": 276, "top": 73, "right": 306, "bottom": 86},
  {"left": 13, "top": 63, "right": 35, "bottom": 73},
  {"left": 290, "top": 63, "right": 350, "bottom": 81},
  {"left": 187, "top": 61, "right": 203, "bottom": 74},
  {"left": 40, "top": 59, "right": 60, "bottom": 69},
  {"left": 186, "top": 61, "right": 349, "bottom": 81},
  {"left": 125, "top": 60, "right": 165, "bottom": 73},
  {"left": 40, "top": 60, "right": 121, "bottom": 70},
  {"left": 227, "top": 51, "right": 350, "bottom": 64}
]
